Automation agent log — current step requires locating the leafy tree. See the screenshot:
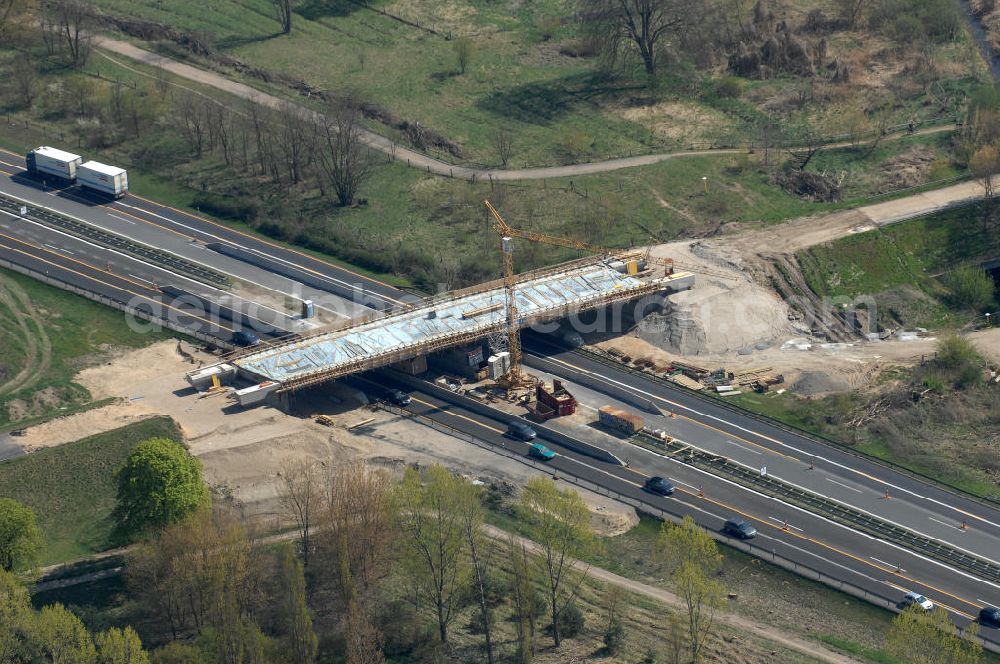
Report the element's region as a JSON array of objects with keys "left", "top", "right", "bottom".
[
  {"left": 507, "top": 536, "right": 541, "bottom": 663},
  {"left": 148, "top": 643, "right": 208, "bottom": 664},
  {"left": 393, "top": 465, "right": 471, "bottom": 643},
  {"left": 518, "top": 477, "right": 594, "bottom": 648},
  {"left": 658, "top": 517, "right": 725, "bottom": 662},
  {"left": 886, "top": 606, "right": 982, "bottom": 664},
  {"left": 95, "top": 627, "right": 148, "bottom": 664},
  {"left": 459, "top": 482, "right": 495, "bottom": 664},
  {"left": 30, "top": 603, "right": 97, "bottom": 663},
  {"left": 944, "top": 266, "right": 996, "bottom": 312},
  {"left": 0, "top": 498, "right": 42, "bottom": 571},
  {"left": 275, "top": 545, "right": 317, "bottom": 663},
  {"left": 113, "top": 438, "right": 210, "bottom": 540},
  {"left": 970, "top": 145, "right": 1000, "bottom": 198},
  {"left": 935, "top": 335, "right": 982, "bottom": 370},
  {"left": 0, "top": 569, "right": 33, "bottom": 663}
]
